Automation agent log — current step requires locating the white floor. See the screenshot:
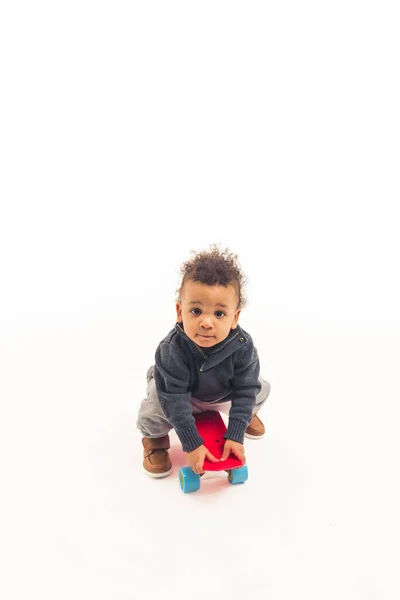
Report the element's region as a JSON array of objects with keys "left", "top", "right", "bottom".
[
  {"left": 1, "top": 316, "right": 399, "bottom": 600},
  {"left": 1, "top": 2, "right": 399, "bottom": 598}
]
